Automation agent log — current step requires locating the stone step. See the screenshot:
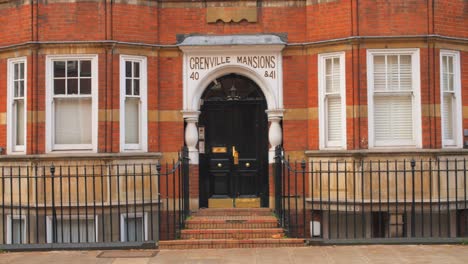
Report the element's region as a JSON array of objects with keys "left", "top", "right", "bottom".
[
  {"left": 159, "top": 238, "right": 305, "bottom": 249},
  {"left": 180, "top": 228, "right": 285, "bottom": 239},
  {"left": 193, "top": 208, "right": 273, "bottom": 217},
  {"left": 185, "top": 216, "right": 278, "bottom": 229}
]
